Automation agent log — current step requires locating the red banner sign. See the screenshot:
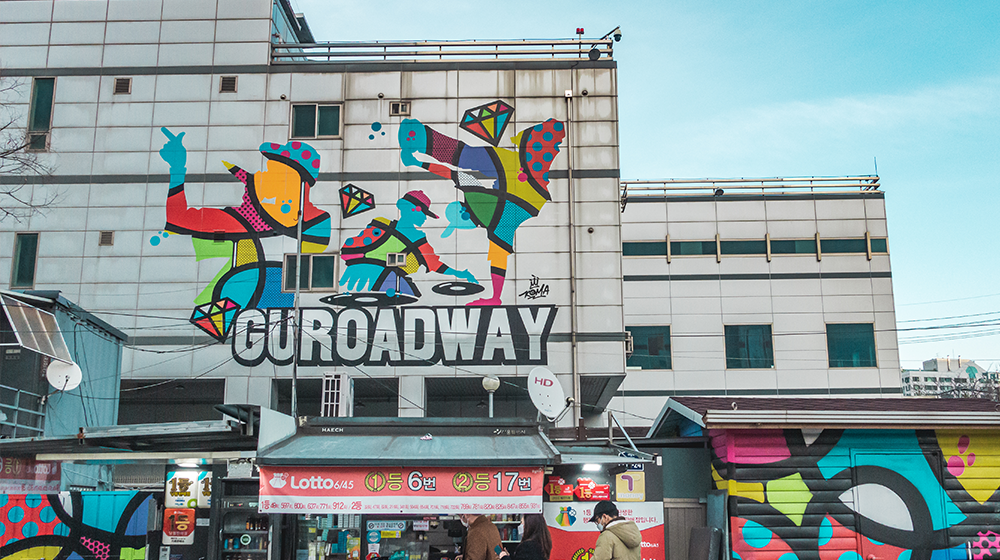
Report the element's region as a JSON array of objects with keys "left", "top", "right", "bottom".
[
  {"left": 544, "top": 502, "right": 665, "bottom": 560},
  {"left": 0, "top": 457, "right": 60, "bottom": 493},
  {"left": 258, "top": 466, "right": 544, "bottom": 514}
]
